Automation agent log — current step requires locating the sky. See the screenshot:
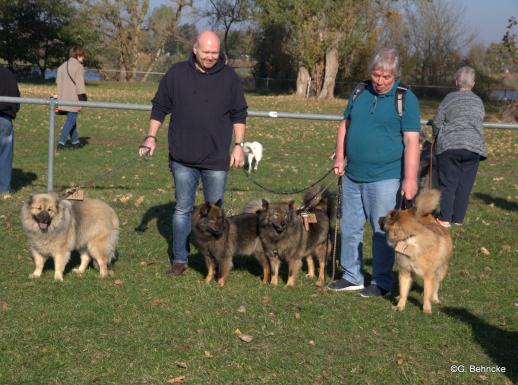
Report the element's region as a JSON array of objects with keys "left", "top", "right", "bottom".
[
  {"left": 457, "top": 0, "right": 518, "bottom": 47},
  {"left": 150, "top": 0, "right": 518, "bottom": 48}
]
